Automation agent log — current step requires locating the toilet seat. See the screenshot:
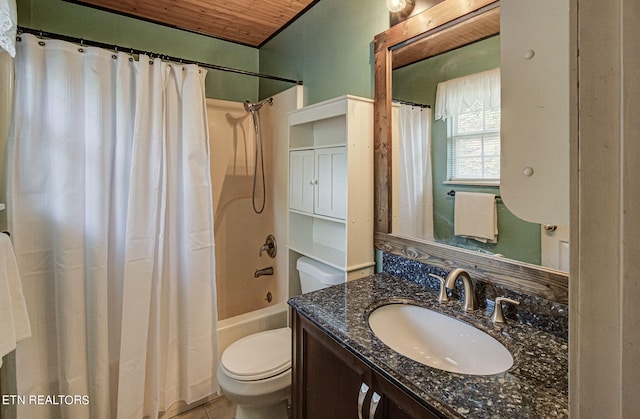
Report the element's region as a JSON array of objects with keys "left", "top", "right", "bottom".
[{"left": 221, "top": 327, "right": 291, "bottom": 381}]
